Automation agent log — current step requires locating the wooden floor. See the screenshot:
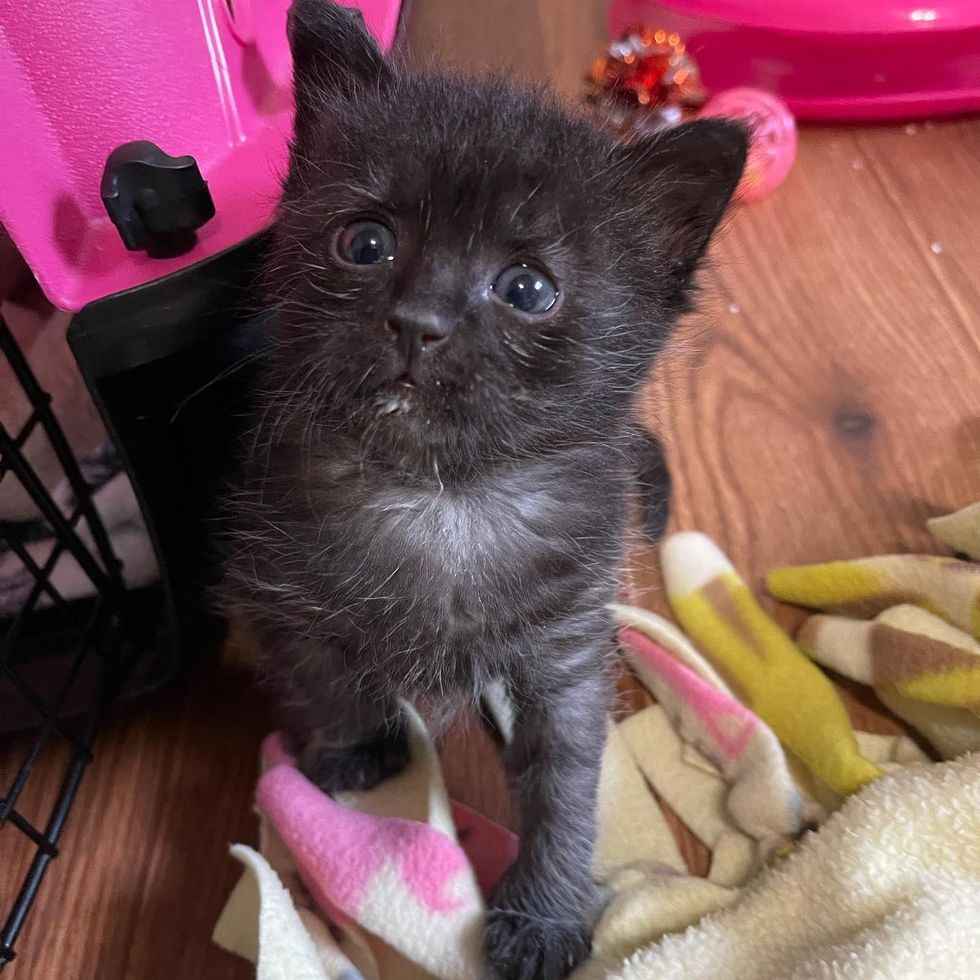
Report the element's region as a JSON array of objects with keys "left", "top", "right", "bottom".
[{"left": 3, "top": 2, "right": 979, "bottom": 977}]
